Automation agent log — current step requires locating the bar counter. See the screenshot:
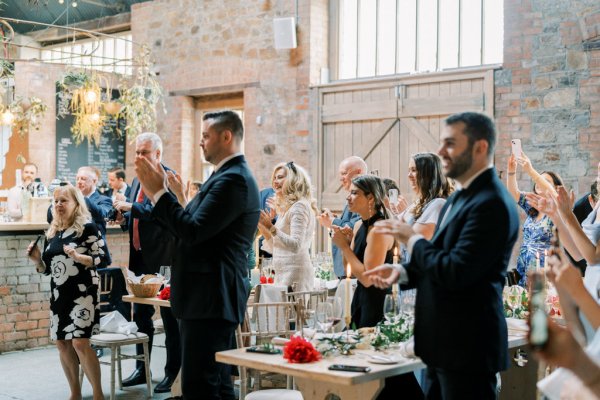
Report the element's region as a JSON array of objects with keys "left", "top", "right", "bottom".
[{"left": 0, "top": 222, "right": 130, "bottom": 352}]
